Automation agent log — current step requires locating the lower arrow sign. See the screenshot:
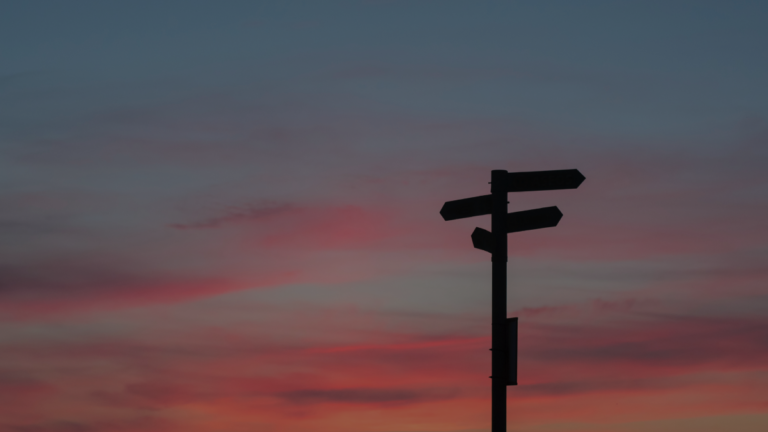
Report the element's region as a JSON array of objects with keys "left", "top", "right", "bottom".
[
  {"left": 471, "top": 207, "right": 563, "bottom": 253},
  {"left": 506, "top": 206, "right": 562, "bottom": 233}
]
